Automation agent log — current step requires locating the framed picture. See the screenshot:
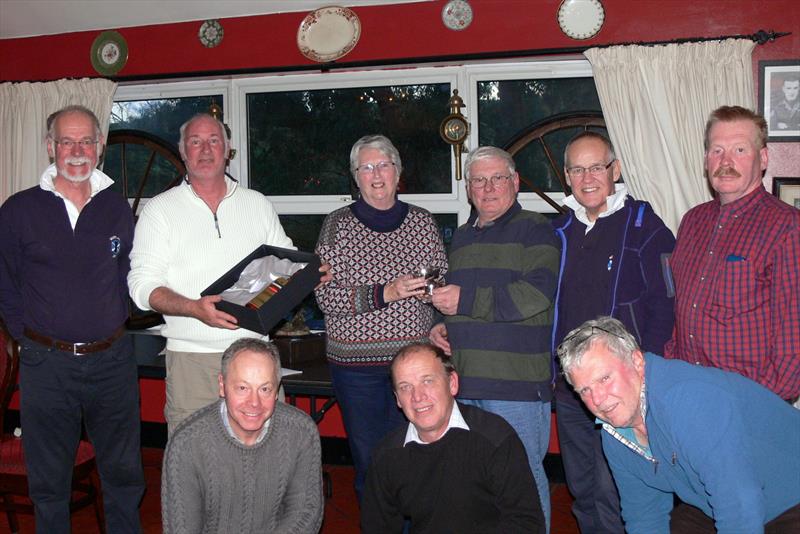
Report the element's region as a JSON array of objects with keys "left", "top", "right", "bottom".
[
  {"left": 759, "top": 59, "right": 800, "bottom": 142},
  {"left": 772, "top": 177, "right": 800, "bottom": 209}
]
